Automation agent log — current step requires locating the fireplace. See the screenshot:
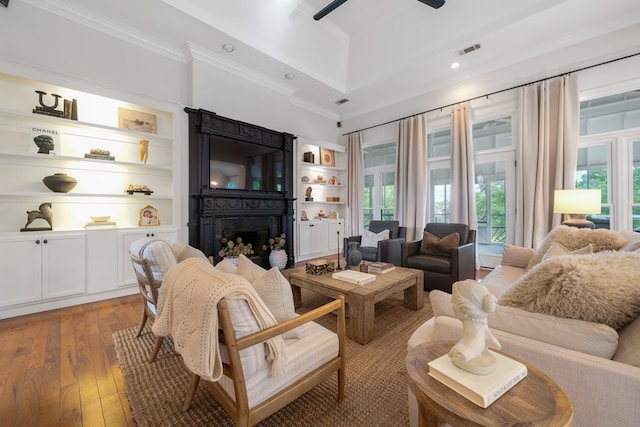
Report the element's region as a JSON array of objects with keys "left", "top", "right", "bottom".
[{"left": 185, "top": 108, "right": 295, "bottom": 268}]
